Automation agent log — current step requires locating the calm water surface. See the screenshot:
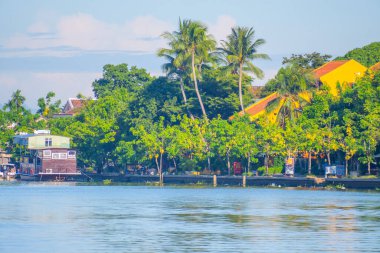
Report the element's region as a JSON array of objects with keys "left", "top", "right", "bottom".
[{"left": 0, "top": 183, "right": 379, "bottom": 253}]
